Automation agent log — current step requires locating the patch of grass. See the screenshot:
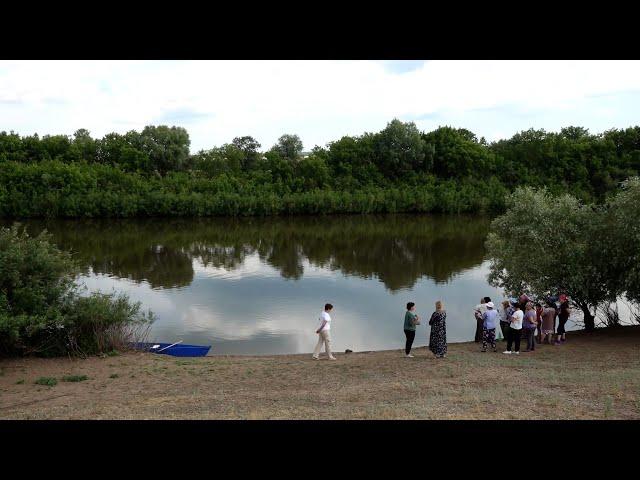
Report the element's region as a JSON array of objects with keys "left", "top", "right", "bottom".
[
  {"left": 110, "top": 373, "right": 119, "bottom": 378},
  {"left": 106, "top": 350, "right": 120, "bottom": 357},
  {"left": 35, "top": 377, "right": 57, "bottom": 386},
  {"left": 62, "top": 375, "right": 89, "bottom": 382},
  {"left": 16, "top": 379, "right": 25, "bottom": 384},
  {"left": 604, "top": 397, "right": 614, "bottom": 418}
]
